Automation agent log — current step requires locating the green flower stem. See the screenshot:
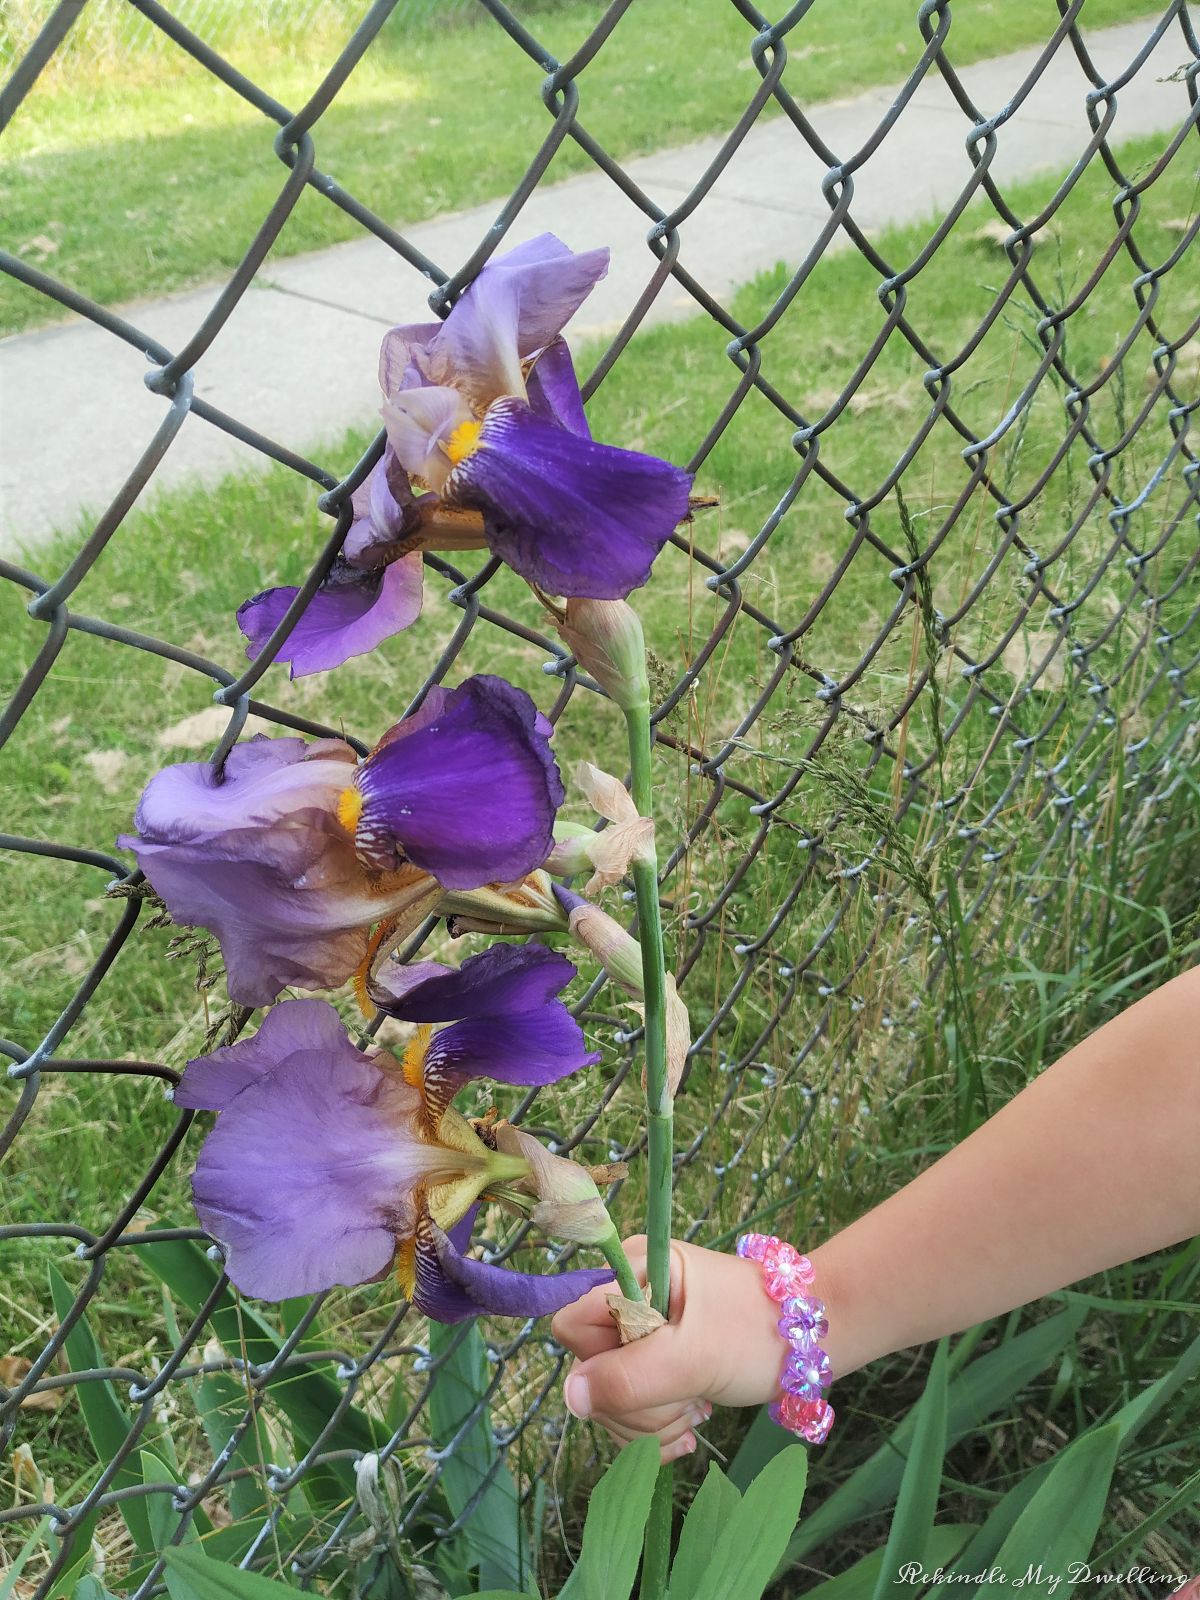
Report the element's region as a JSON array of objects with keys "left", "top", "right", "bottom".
[
  {"left": 624, "top": 695, "right": 674, "bottom": 1600},
  {"left": 598, "top": 1227, "right": 645, "bottom": 1303},
  {"left": 624, "top": 699, "right": 673, "bottom": 1309}
]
